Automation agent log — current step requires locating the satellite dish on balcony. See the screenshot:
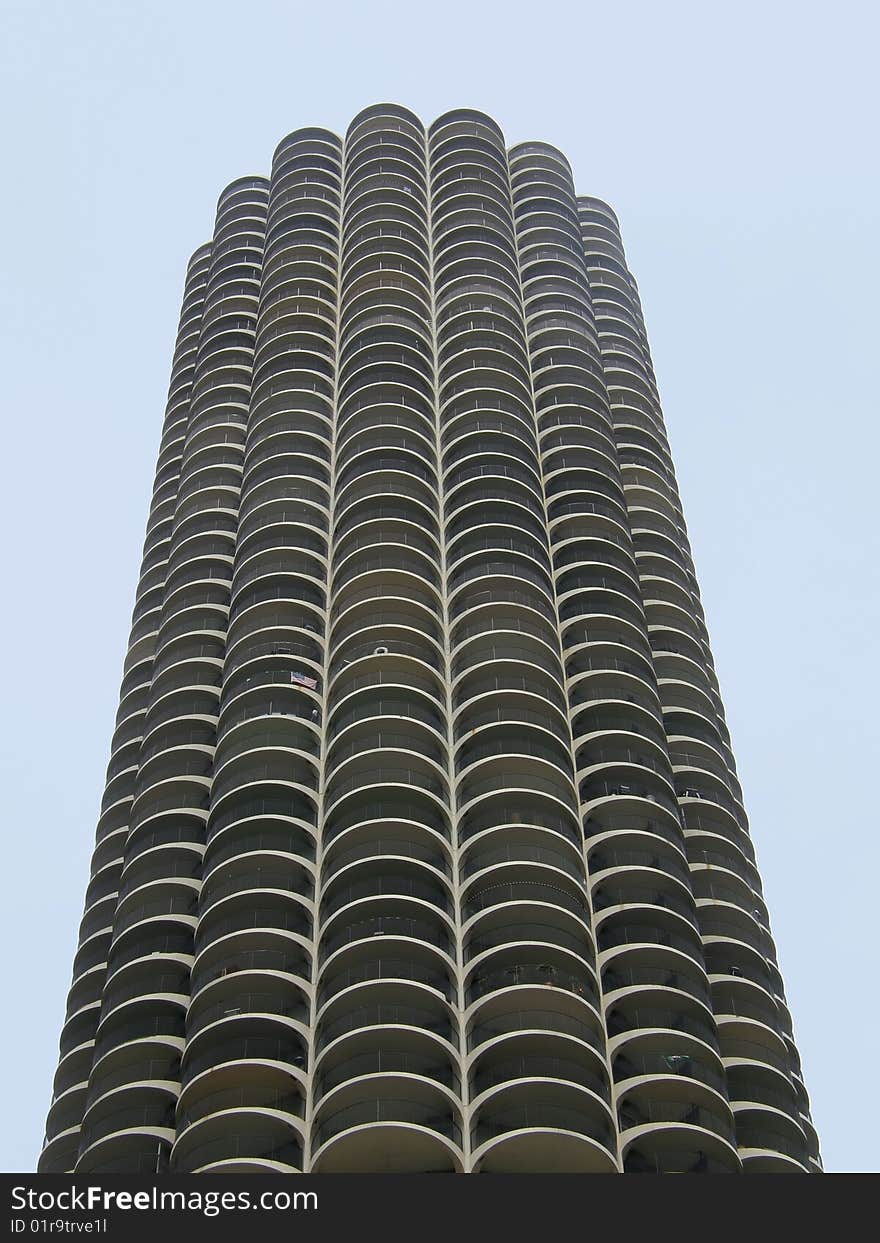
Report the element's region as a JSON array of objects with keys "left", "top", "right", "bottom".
[{"left": 374, "top": 645, "right": 389, "bottom": 655}]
